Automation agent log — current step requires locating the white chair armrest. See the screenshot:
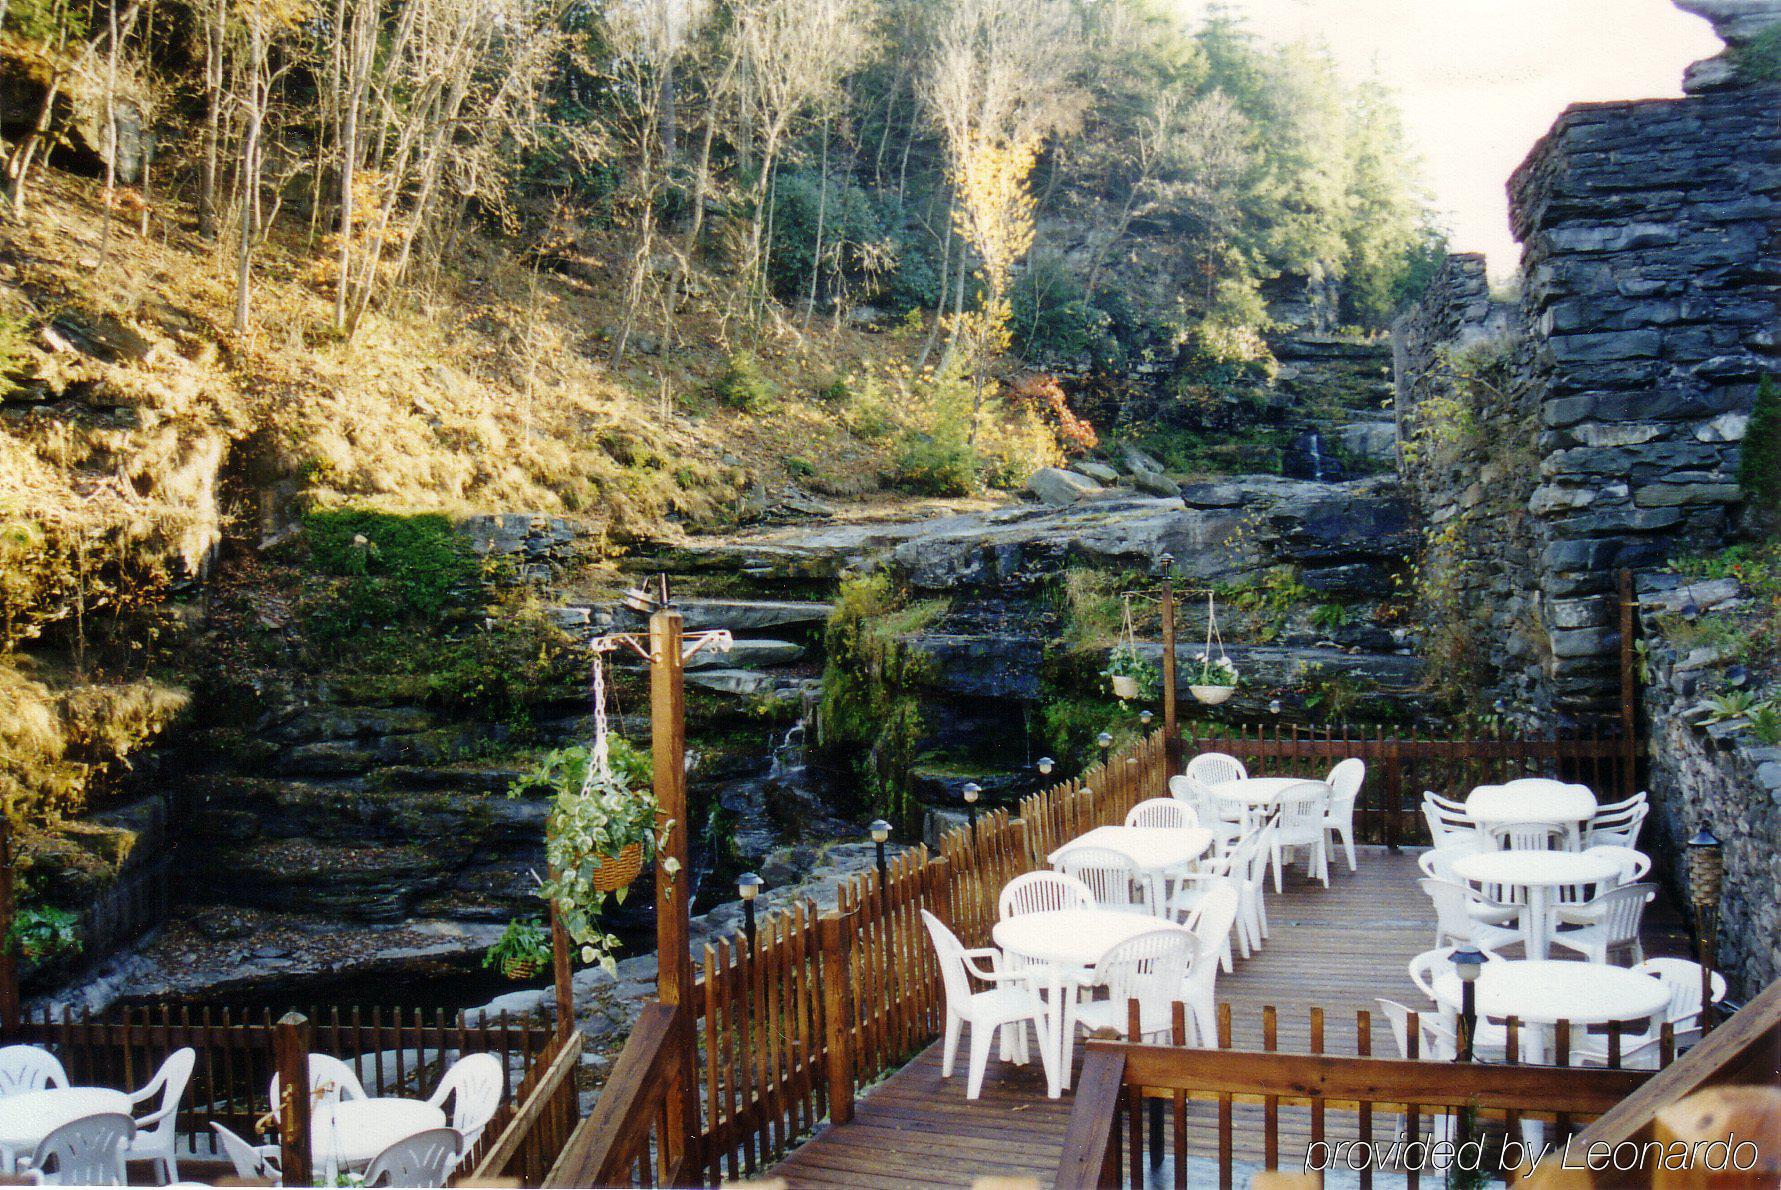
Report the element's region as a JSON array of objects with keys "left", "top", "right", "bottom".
[
  {"left": 959, "top": 948, "right": 1005, "bottom": 982},
  {"left": 135, "top": 1101, "right": 178, "bottom": 1129}
]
